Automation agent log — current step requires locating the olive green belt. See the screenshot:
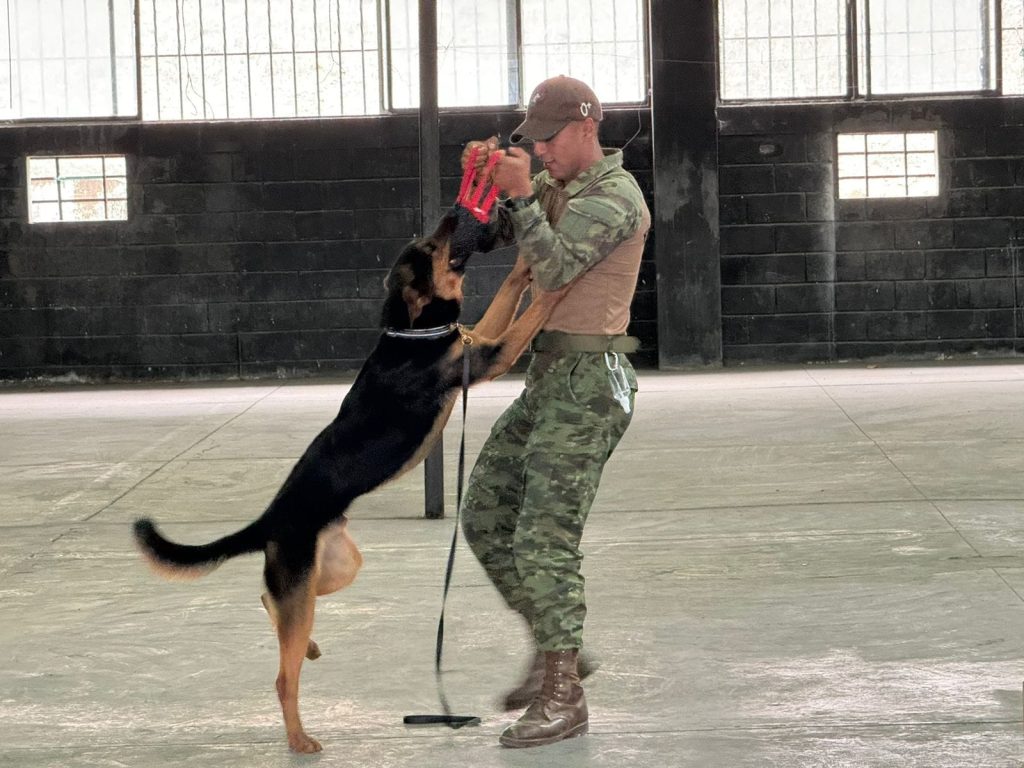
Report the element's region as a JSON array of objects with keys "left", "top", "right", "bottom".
[{"left": 532, "top": 331, "right": 640, "bottom": 354}]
